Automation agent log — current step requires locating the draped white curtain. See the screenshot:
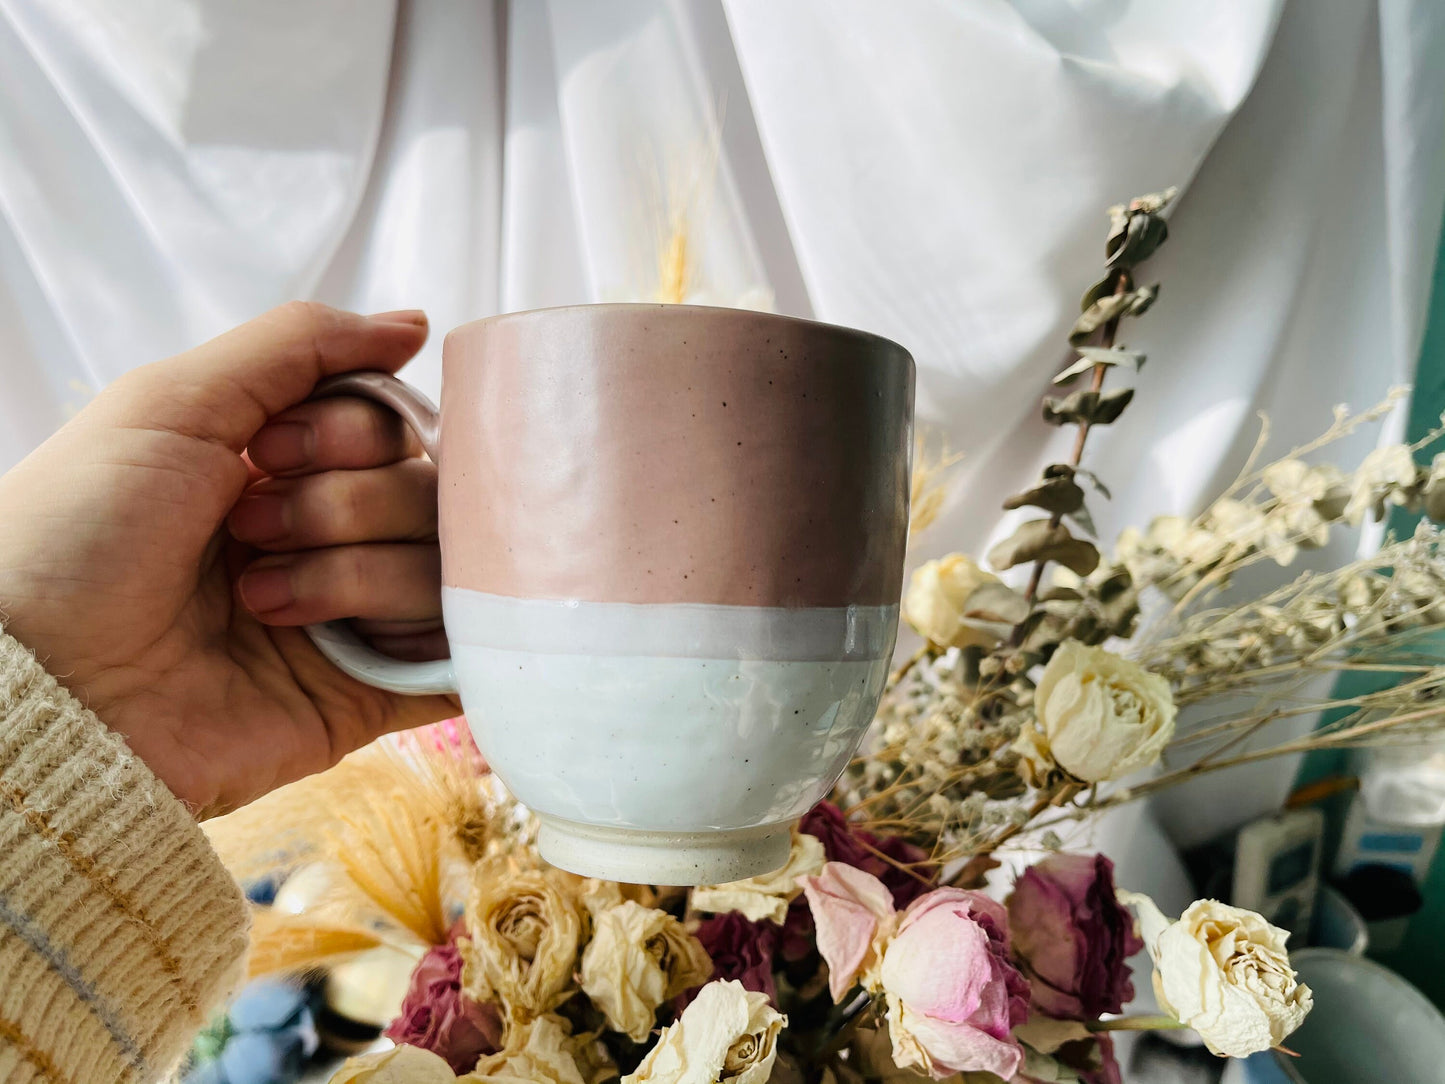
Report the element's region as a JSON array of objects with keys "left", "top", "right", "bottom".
[{"left": 3, "top": 0, "right": 1444, "bottom": 899}]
